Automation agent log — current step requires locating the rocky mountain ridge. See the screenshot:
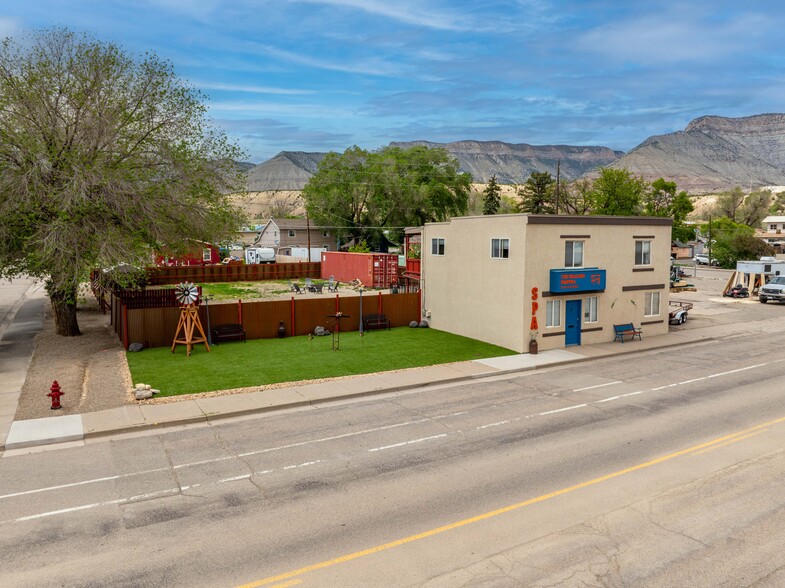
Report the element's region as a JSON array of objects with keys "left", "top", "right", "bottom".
[
  {"left": 610, "top": 114, "right": 785, "bottom": 193},
  {"left": 245, "top": 114, "right": 785, "bottom": 194}
]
